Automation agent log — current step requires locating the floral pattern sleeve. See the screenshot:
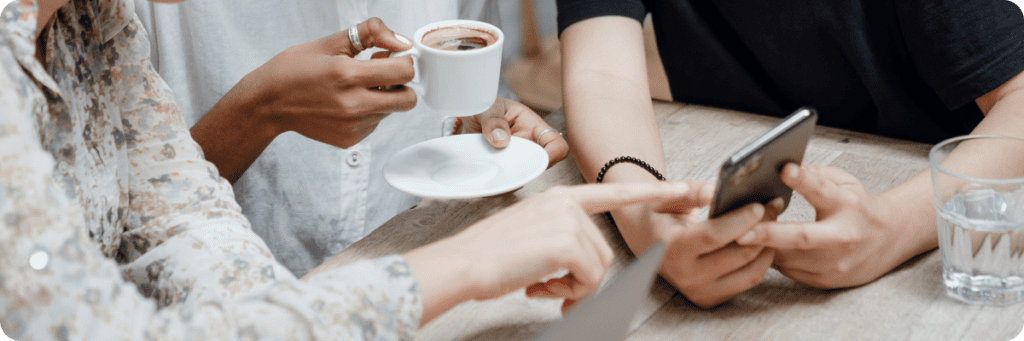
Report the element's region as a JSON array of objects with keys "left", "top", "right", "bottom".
[{"left": 0, "top": 0, "right": 422, "bottom": 340}]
